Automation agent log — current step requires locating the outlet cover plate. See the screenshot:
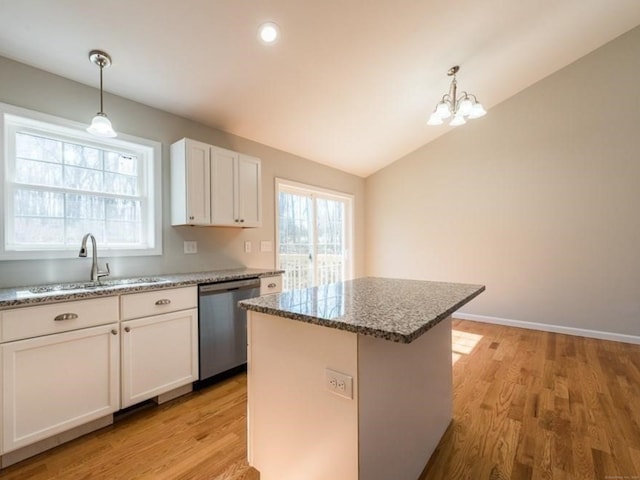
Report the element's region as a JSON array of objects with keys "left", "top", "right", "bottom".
[{"left": 325, "top": 368, "right": 353, "bottom": 399}]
